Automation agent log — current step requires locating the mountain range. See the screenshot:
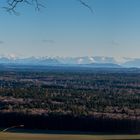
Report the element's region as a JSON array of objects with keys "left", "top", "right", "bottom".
[{"left": 0, "top": 56, "right": 139, "bottom": 68}]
